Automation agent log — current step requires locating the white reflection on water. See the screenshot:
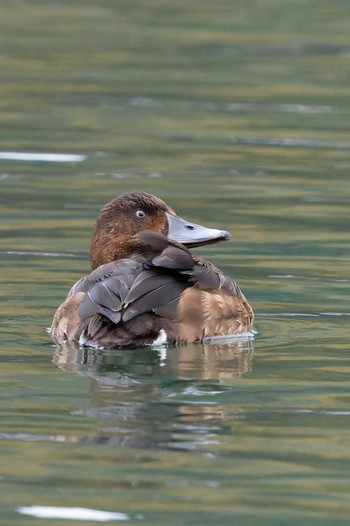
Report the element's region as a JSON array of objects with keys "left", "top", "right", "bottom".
[
  {"left": 0, "top": 152, "right": 86, "bottom": 162},
  {"left": 17, "top": 506, "right": 129, "bottom": 521}
]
